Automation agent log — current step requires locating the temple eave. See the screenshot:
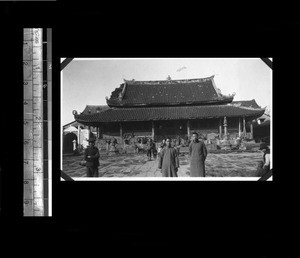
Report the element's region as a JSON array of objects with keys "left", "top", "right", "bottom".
[
  {"left": 106, "top": 97, "right": 234, "bottom": 108},
  {"left": 74, "top": 108, "right": 264, "bottom": 125}
]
